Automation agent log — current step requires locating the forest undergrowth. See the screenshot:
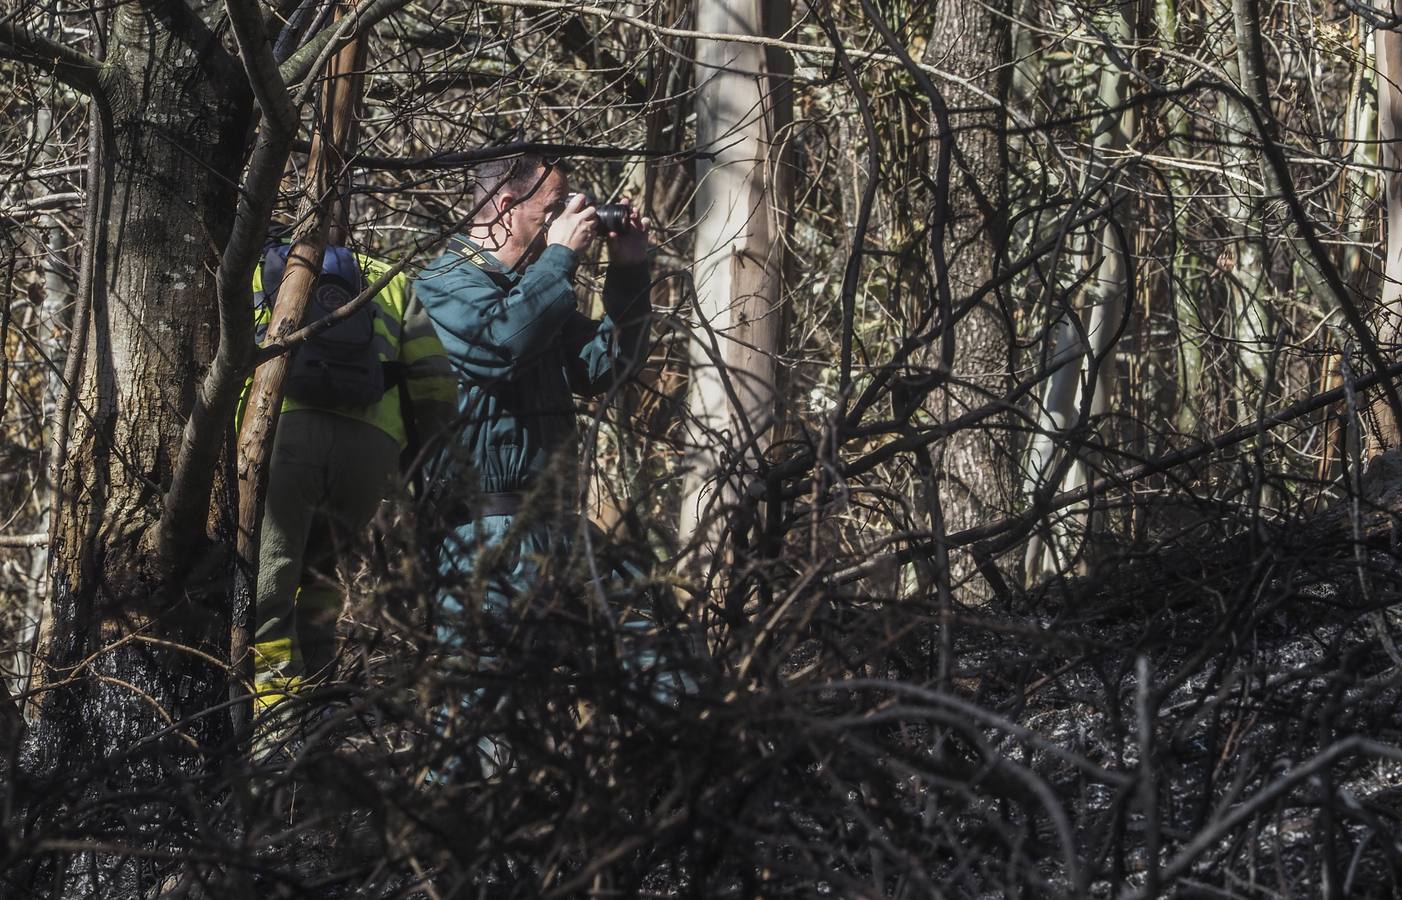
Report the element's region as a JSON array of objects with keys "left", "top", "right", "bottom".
[{"left": 12, "top": 472, "right": 1398, "bottom": 898}]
